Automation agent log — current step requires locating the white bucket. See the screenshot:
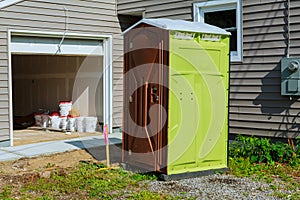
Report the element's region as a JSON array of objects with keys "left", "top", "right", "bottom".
[
  {"left": 85, "top": 117, "right": 97, "bottom": 133},
  {"left": 41, "top": 115, "right": 49, "bottom": 128},
  {"left": 76, "top": 117, "right": 85, "bottom": 132},
  {"left": 59, "top": 101, "right": 72, "bottom": 117},
  {"left": 60, "top": 116, "right": 67, "bottom": 130},
  {"left": 50, "top": 116, "right": 60, "bottom": 129},
  {"left": 34, "top": 114, "right": 42, "bottom": 127},
  {"left": 68, "top": 117, "right": 76, "bottom": 132}
]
